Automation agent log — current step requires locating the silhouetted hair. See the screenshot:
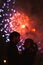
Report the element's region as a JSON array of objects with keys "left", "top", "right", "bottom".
[
  {"left": 24, "top": 38, "right": 34, "bottom": 46},
  {"left": 25, "top": 38, "right": 34, "bottom": 43},
  {"left": 10, "top": 31, "right": 20, "bottom": 41}
]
